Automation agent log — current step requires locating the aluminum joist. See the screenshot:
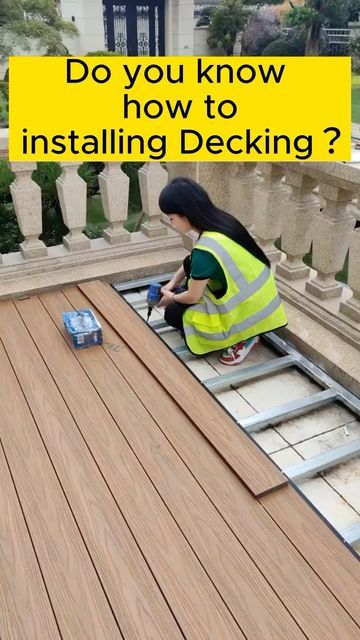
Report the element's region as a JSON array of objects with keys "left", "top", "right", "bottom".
[
  {"left": 341, "top": 522, "right": 360, "bottom": 547},
  {"left": 240, "top": 389, "right": 338, "bottom": 433},
  {"left": 285, "top": 439, "right": 360, "bottom": 483},
  {"left": 264, "top": 332, "right": 360, "bottom": 417},
  {"left": 114, "top": 273, "right": 174, "bottom": 292},
  {"left": 203, "top": 356, "right": 296, "bottom": 393}
]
